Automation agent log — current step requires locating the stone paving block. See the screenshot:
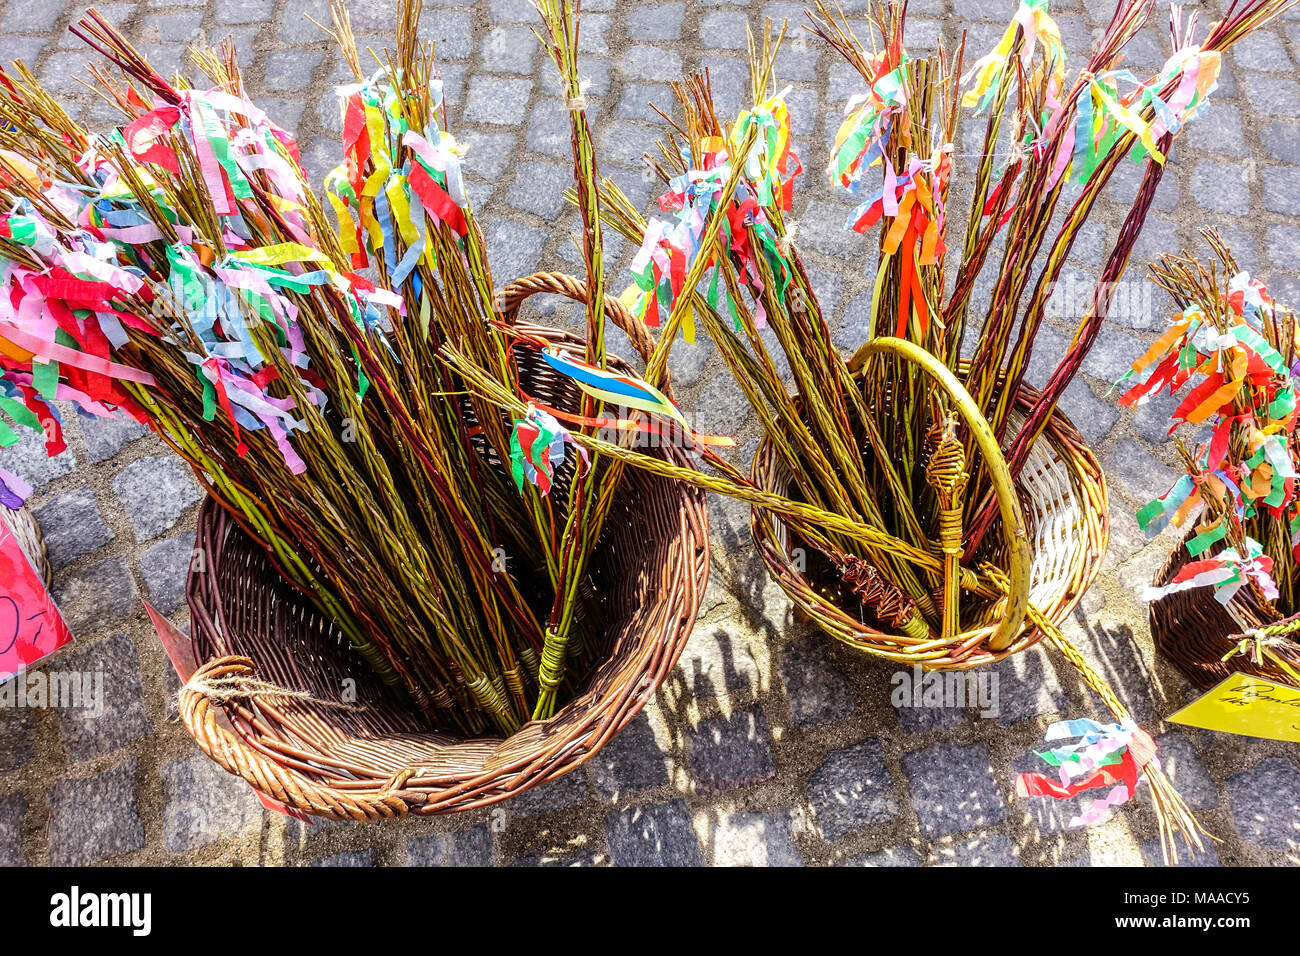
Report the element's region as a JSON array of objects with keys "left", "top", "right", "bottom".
[
  {"left": 700, "top": 10, "right": 747, "bottom": 49},
  {"left": 1139, "top": 837, "right": 1221, "bottom": 868},
  {"left": 33, "top": 487, "right": 115, "bottom": 571},
  {"left": 162, "top": 751, "right": 264, "bottom": 852},
  {"left": 1243, "top": 71, "right": 1300, "bottom": 115},
  {"left": 598, "top": 118, "right": 658, "bottom": 167},
  {"left": 2, "top": 0, "right": 63, "bottom": 33},
  {"left": 0, "top": 36, "right": 46, "bottom": 63},
  {"left": 485, "top": 219, "right": 546, "bottom": 280},
  {"left": 692, "top": 371, "right": 754, "bottom": 435},
  {"left": 525, "top": 100, "right": 580, "bottom": 159},
  {"left": 577, "top": 13, "right": 609, "bottom": 53},
  {"left": 479, "top": 24, "right": 539, "bottom": 73},
  {"left": 1068, "top": 619, "right": 1159, "bottom": 723},
  {"left": 1263, "top": 164, "right": 1300, "bottom": 216},
  {"left": 420, "top": 10, "right": 473, "bottom": 60},
  {"left": 0, "top": 433, "right": 75, "bottom": 490},
  {"left": 463, "top": 131, "right": 518, "bottom": 182},
  {"left": 0, "top": 792, "right": 25, "bottom": 866},
  {"left": 506, "top": 159, "right": 571, "bottom": 218},
  {"left": 144, "top": 12, "right": 206, "bottom": 44},
  {"left": 465, "top": 75, "right": 533, "bottom": 125},
  {"left": 48, "top": 757, "right": 145, "bottom": 865},
  {"left": 0, "top": 707, "right": 35, "bottom": 773},
  {"left": 1190, "top": 160, "right": 1251, "bottom": 215},
  {"left": 1260, "top": 120, "right": 1300, "bottom": 164},
  {"left": 687, "top": 705, "right": 776, "bottom": 793},
  {"left": 806, "top": 739, "right": 898, "bottom": 842},
  {"left": 929, "top": 831, "right": 1020, "bottom": 867},
  {"left": 891, "top": 677, "right": 971, "bottom": 735},
  {"left": 52, "top": 556, "right": 139, "bottom": 635},
  {"left": 112, "top": 457, "right": 202, "bottom": 543},
  {"left": 986, "top": 647, "right": 1067, "bottom": 728},
  {"left": 263, "top": 49, "right": 323, "bottom": 92},
  {"left": 1103, "top": 439, "right": 1176, "bottom": 507},
  {"left": 508, "top": 845, "right": 603, "bottom": 866},
  {"left": 710, "top": 811, "right": 802, "bottom": 866},
  {"left": 903, "top": 741, "right": 1008, "bottom": 839},
  {"left": 138, "top": 532, "right": 197, "bottom": 616},
  {"left": 216, "top": 0, "right": 275, "bottom": 24},
  {"left": 490, "top": 0, "right": 536, "bottom": 23},
  {"left": 666, "top": 334, "right": 716, "bottom": 388},
  {"left": 778, "top": 633, "right": 853, "bottom": 730},
  {"left": 1154, "top": 731, "right": 1219, "bottom": 812},
  {"left": 1226, "top": 757, "right": 1300, "bottom": 852},
  {"left": 839, "top": 845, "right": 922, "bottom": 867},
  {"left": 504, "top": 769, "right": 589, "bottom": 818},
  {"left": 310, "top": 849, "right": 376, "bottom": 867},
  {"left": 588, "top": 712, "right": 669, "bottom": 799},
  {"left": 627, "top": 4, "right": 685, "bottom": 42},
  {"left": 606, "top": 798, "right": 702, "bottom": 866},
  {"left": 56, "top": 631, "right": 152, "bottom": 762},
  {"left": 408, "top": 825, "right": 495, "bottom": 866},
  {"left": 620, "top": 45, "right": 683, "bottom": 82},
  {"left": 616, "top": 81, "right": 671, "bottom": 120},
  {"left": 678, "top": 627, "right": 761, "bottom": 700}
]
